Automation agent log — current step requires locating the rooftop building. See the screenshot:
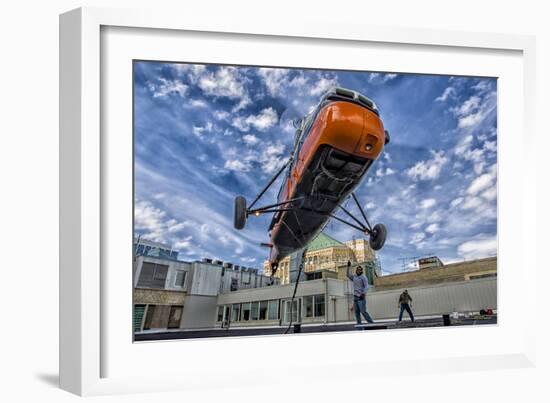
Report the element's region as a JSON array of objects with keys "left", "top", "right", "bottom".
[
  {"left": 133, "top": 255, "right": 278, "bottom": 332},
  {"left": 264, "top": 233, "right": 379, "bottom": 285},
  {"left": 133, "top": 237, "right": 179, "bottom": 260}
]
